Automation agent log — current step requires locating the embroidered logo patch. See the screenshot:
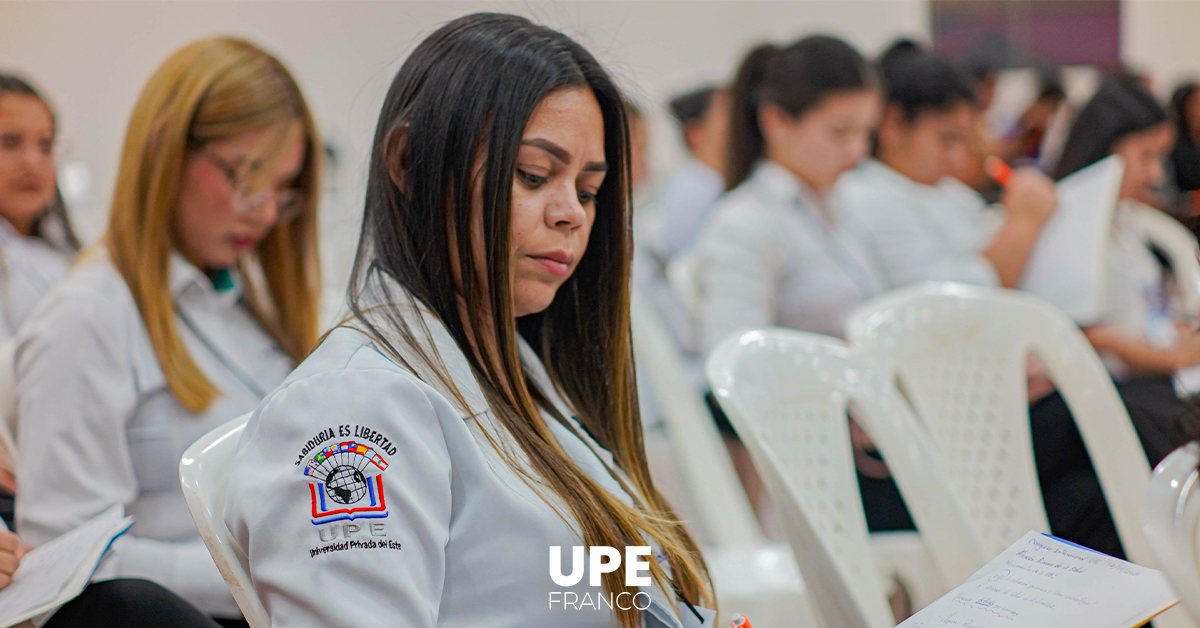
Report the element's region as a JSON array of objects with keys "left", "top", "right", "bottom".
[{"left": 303, "top": 440, "right": 390, "bottom": 525}]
